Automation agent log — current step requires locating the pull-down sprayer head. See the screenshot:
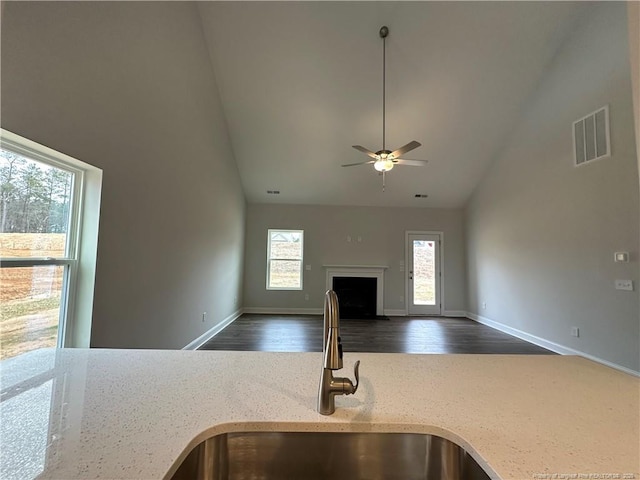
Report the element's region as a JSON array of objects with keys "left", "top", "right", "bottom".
[{"left": 323, "top": 290, "right": 342, "bottom": 370}]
